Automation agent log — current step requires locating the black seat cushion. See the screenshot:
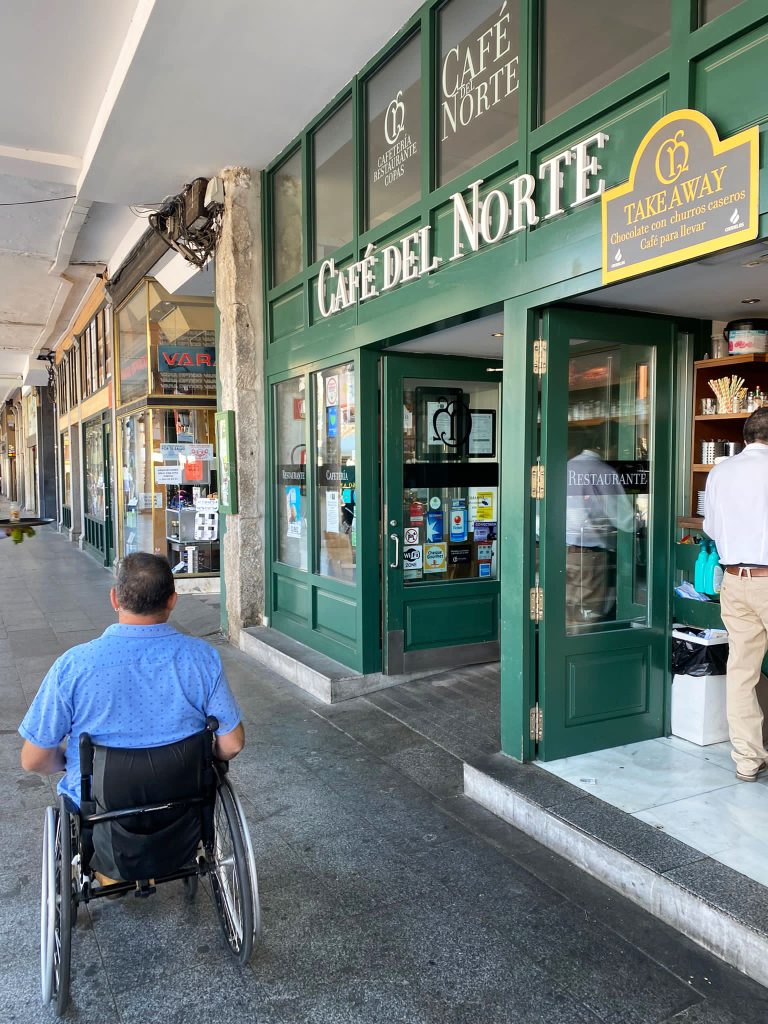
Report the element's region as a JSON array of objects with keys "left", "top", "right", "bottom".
[{"left": 90, "top": 731, "right": 206, "bottom": 881}]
